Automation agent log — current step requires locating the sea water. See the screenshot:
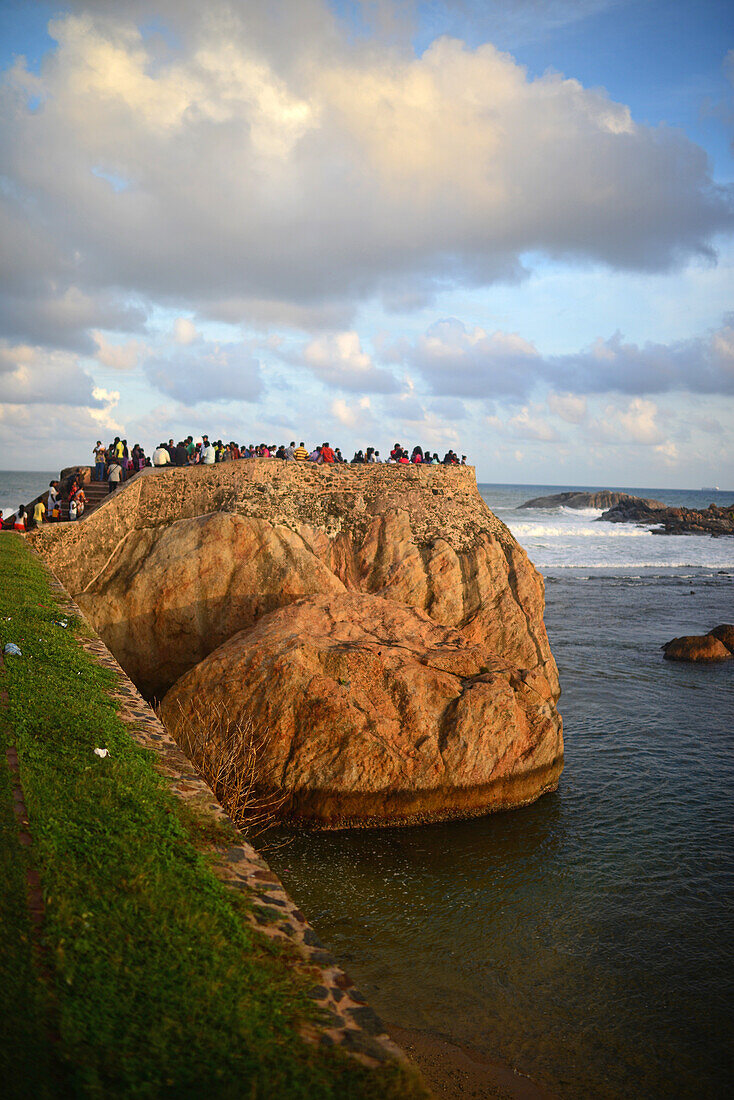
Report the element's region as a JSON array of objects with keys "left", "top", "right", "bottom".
[
  {"left": 0, "top": 471, "right": 57, "bottom": 519},
  {"left": 3, "top": 472, "right": 732, "bottom": 1096},
  {"left": 265, "top": 484, "right": 734, "bottom": 1099}
]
